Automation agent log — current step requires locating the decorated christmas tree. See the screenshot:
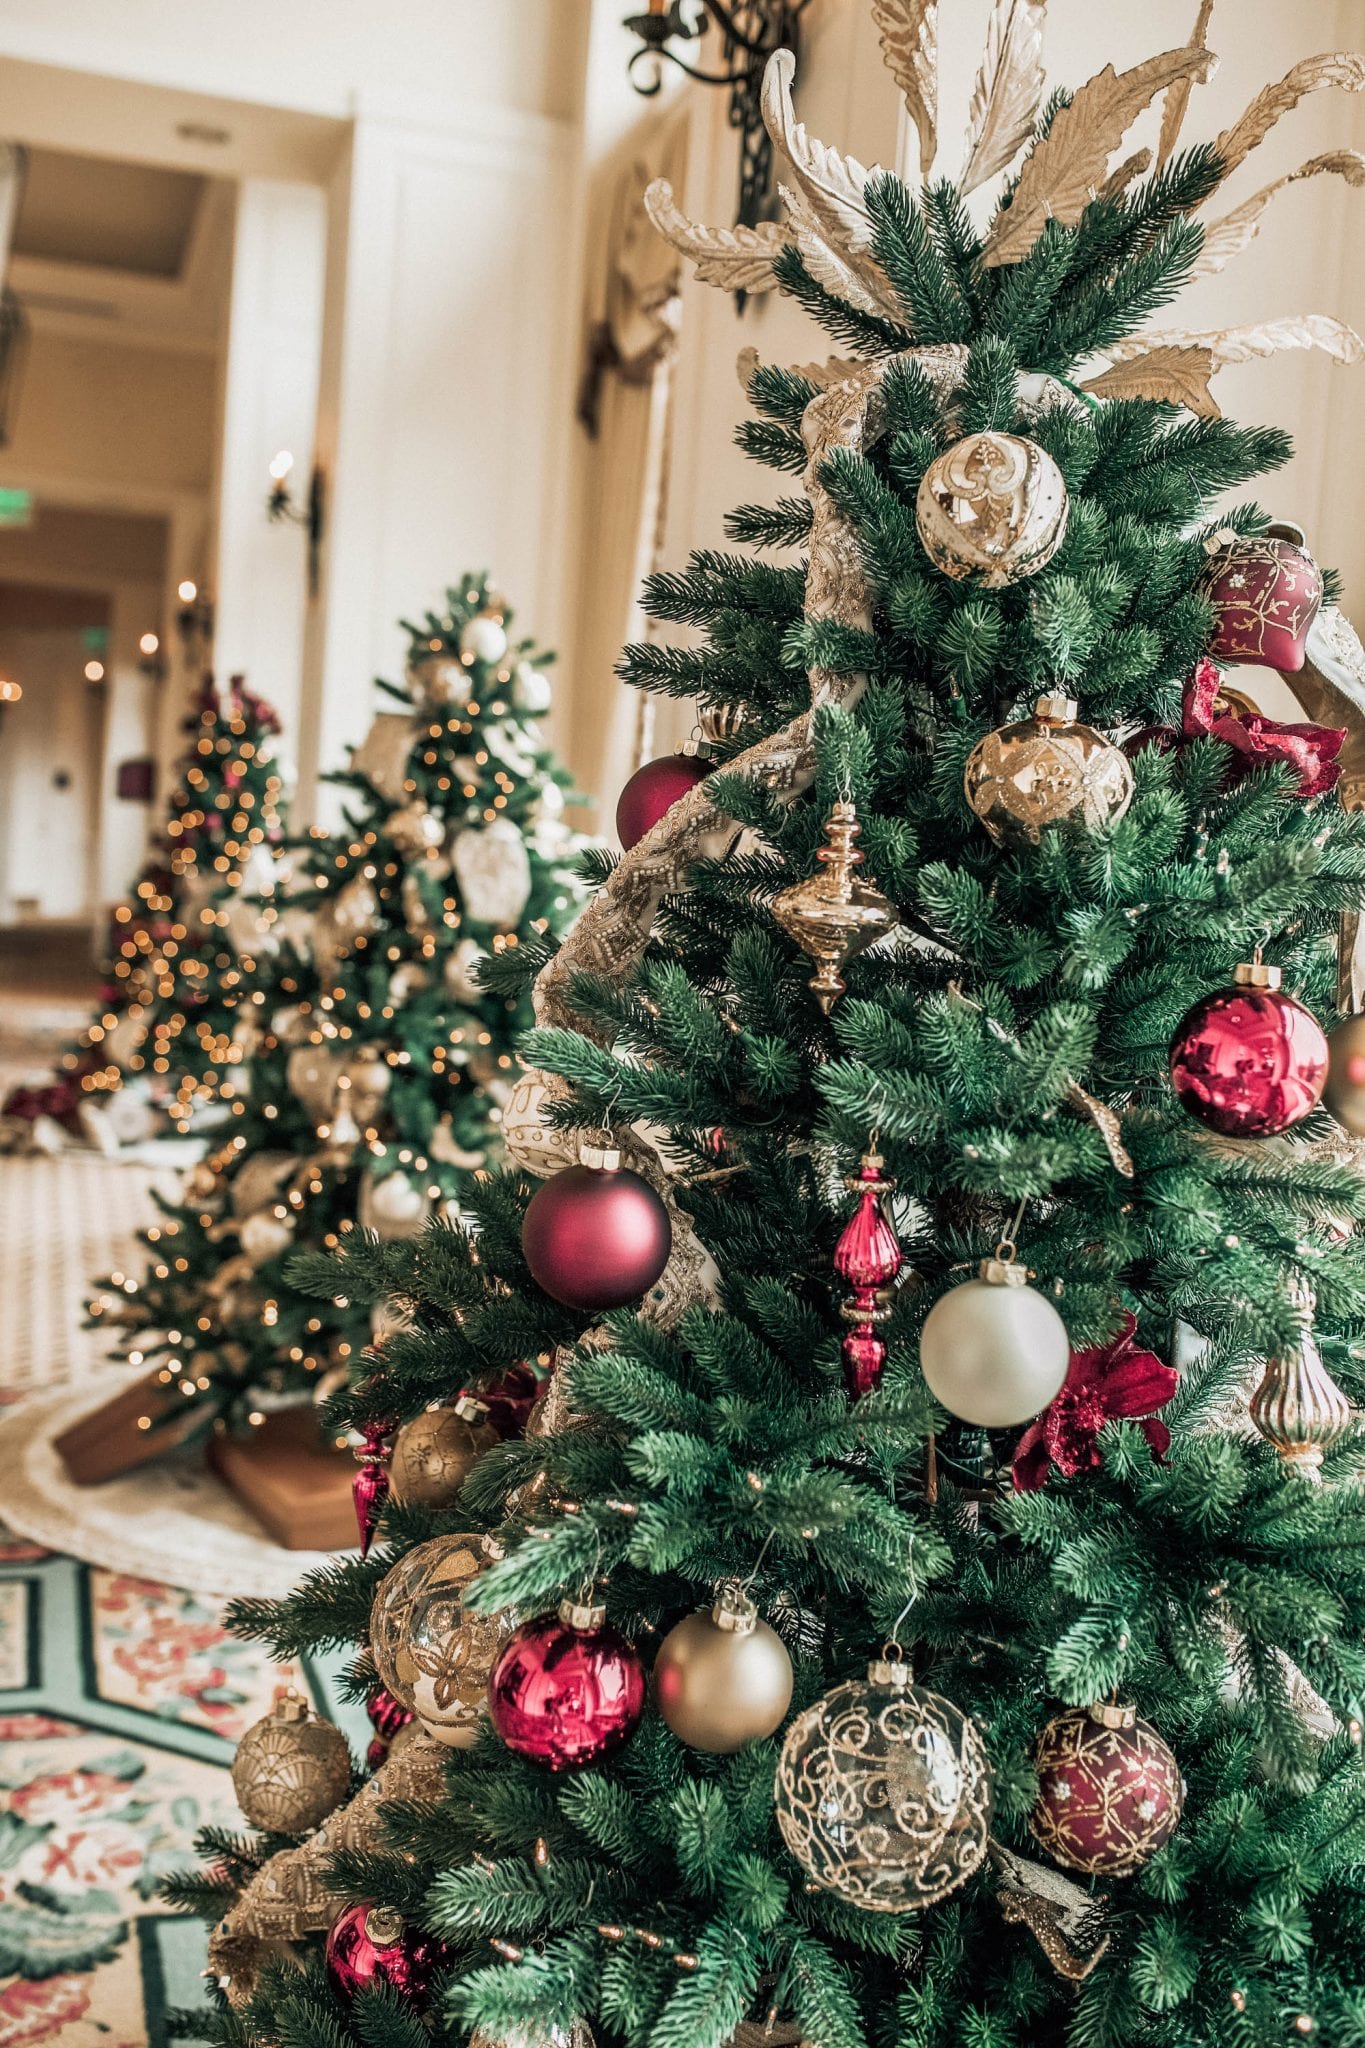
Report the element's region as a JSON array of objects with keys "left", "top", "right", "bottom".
[
  {"left": 84, "top": 576, "right": 581, "bottom": 1462},
  {"left": 173, "top": 17, "right": 1365, "bottom": 2048},
  {"left": 62, "top": 674, "right": 285, "bottom": 1140}
]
